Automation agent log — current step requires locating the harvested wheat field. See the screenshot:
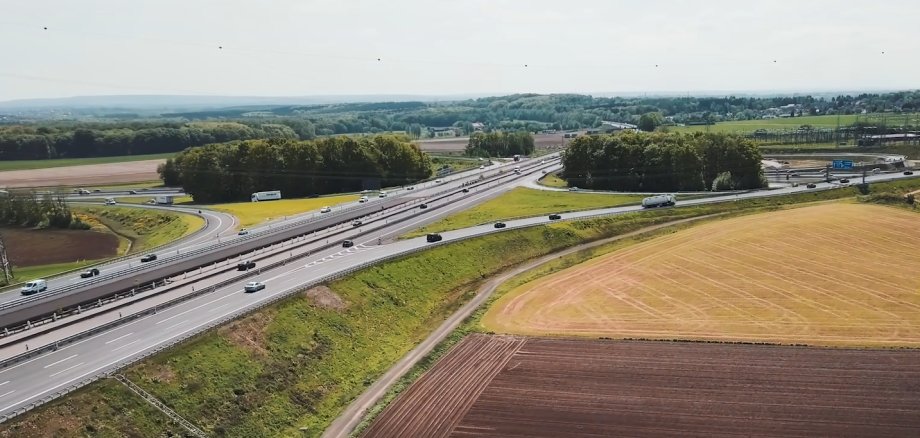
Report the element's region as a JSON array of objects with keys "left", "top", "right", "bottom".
[
  {"left": 483, "top": 203, "right": 920, "bottom": 347},
  {"left": 363, "top": 335, "right": 920, "bottom": 438}
]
